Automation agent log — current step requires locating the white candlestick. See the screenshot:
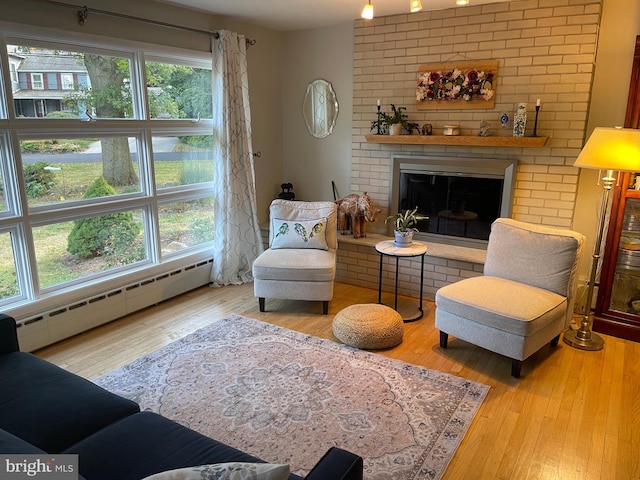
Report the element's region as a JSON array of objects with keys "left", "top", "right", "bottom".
[
  {"left": 536, "top": 98, "right": 541, "bottom": 107},
  {"left": 377, "top": 99, "right": 380, "bottom": 107}
]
